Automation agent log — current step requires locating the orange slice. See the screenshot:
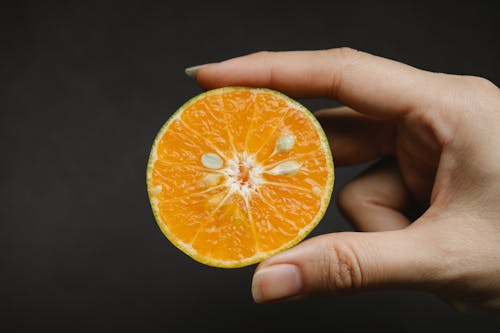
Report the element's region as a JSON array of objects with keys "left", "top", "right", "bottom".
[{"left": 146, "top": 87, "right": 334, "bottom": 268}]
